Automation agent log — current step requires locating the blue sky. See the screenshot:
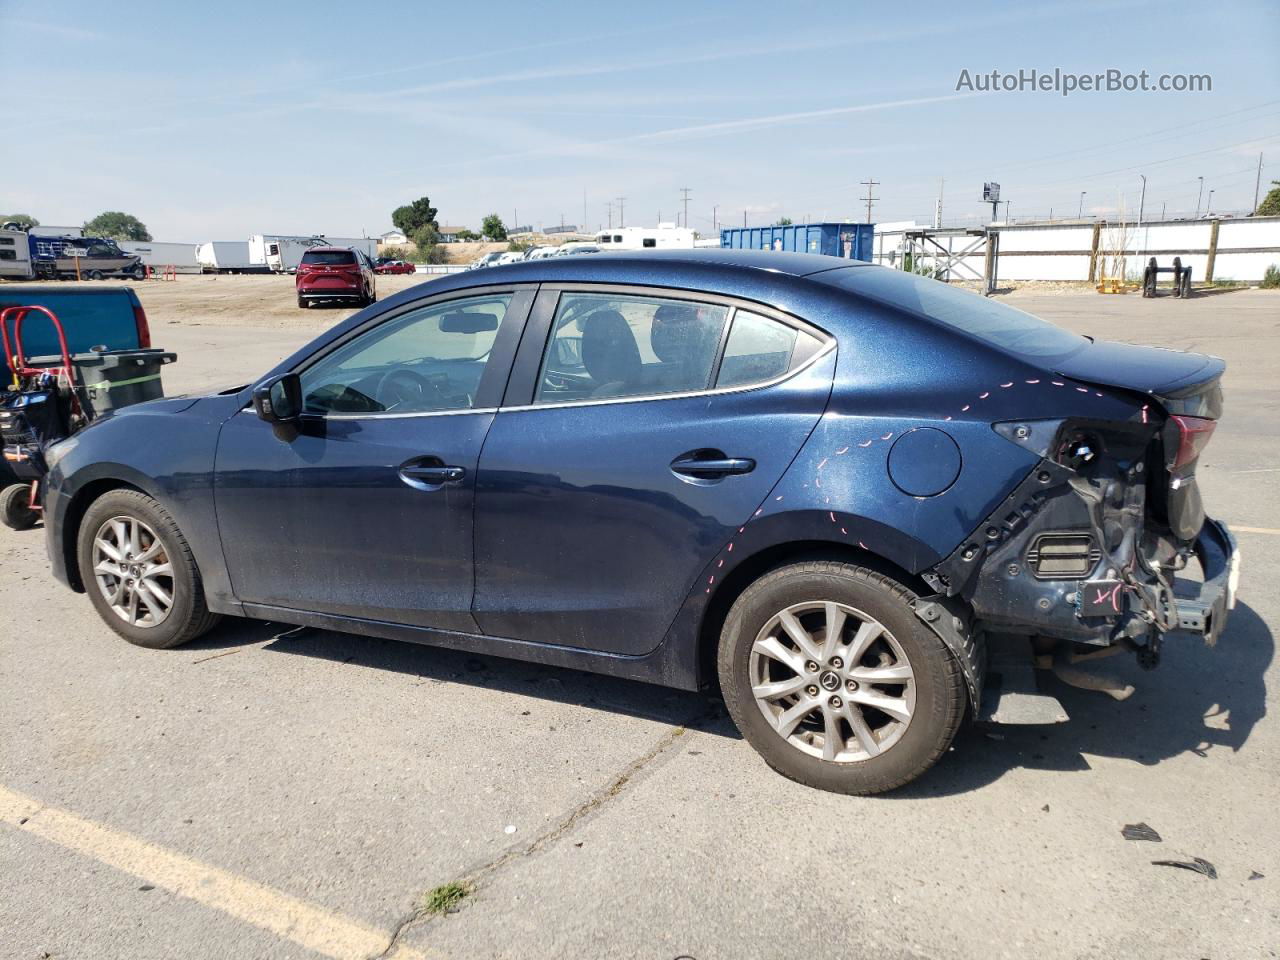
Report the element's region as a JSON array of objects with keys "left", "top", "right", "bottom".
[{"left": 2, "top": 0, "right": 1277, "bottom": 241}]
